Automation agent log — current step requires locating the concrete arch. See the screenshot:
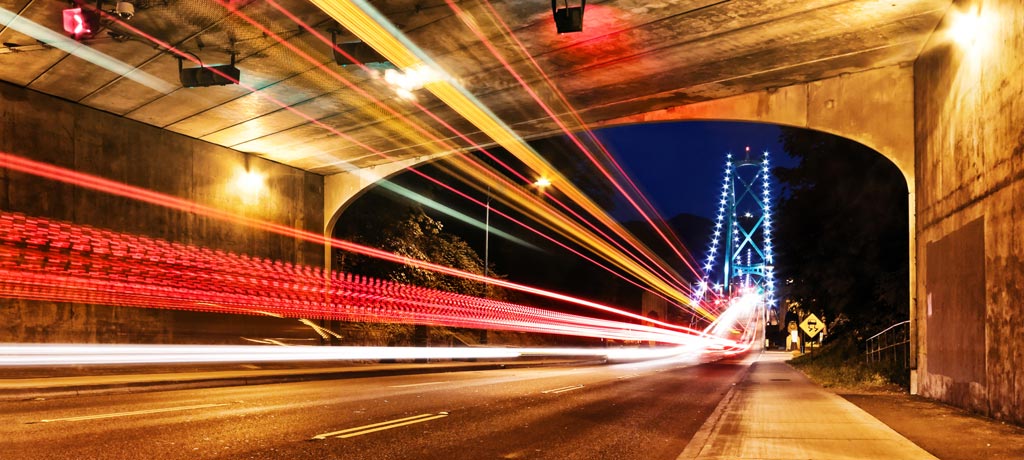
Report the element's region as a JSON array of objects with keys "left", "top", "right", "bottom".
[
  {"left": 321, "top": 152, "right": 449, "bottom": 270},
  {"left": 324, "top": 64, "right": 914, "bottom": 235}
]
